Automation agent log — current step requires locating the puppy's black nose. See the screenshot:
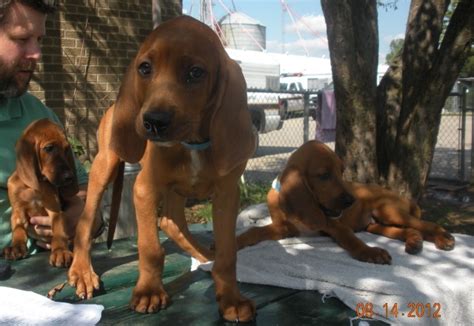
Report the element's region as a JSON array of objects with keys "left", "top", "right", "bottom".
[
  {"left": 50, "top": 169, "right": 74, "bottom": 187},
  {"left": 340, "top": 193, "right": 355, "bottom": 208},
  {"left": 143, "top": 111, "right": 173, "bottom": 138},
  {"left": 61, "top": 170, "right": 75, "bottom": 185}
]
